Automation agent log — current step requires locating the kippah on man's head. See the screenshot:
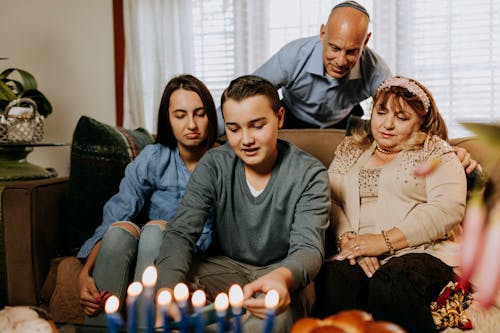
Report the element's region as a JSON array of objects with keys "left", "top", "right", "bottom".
[{"left": 332, "top": 1, "right": 370, "bottom": 20}]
